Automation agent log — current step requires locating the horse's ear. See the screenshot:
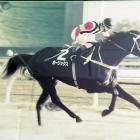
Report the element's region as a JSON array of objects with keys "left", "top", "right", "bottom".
[{"left": 113, "top": 32, "right": 117, "bottom": 34}]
